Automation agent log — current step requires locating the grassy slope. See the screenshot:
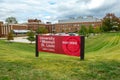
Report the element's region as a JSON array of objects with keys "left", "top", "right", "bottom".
[
  {"left": 85, "top": 33, "right": 120, "bottom": 60},
  {"left": 0, "top": 33, "right": 120, "bottom": 80}
]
